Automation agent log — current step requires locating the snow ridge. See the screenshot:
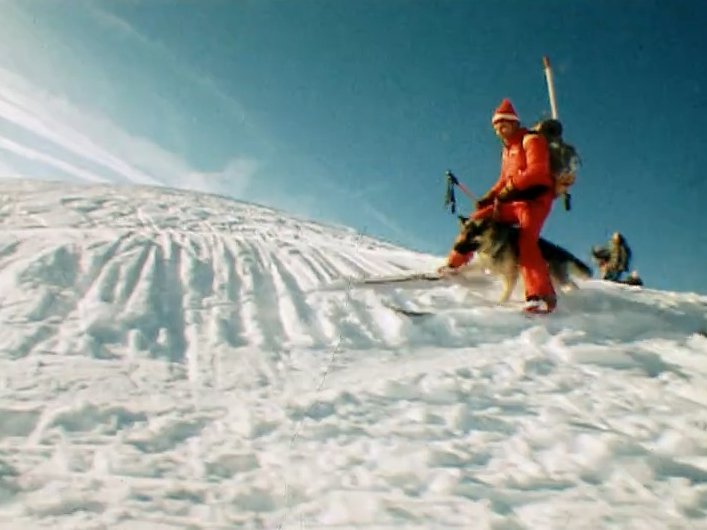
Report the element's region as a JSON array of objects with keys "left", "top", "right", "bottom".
[{"left": 1, "top": 179, "right": 706, "bottom": 530}]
